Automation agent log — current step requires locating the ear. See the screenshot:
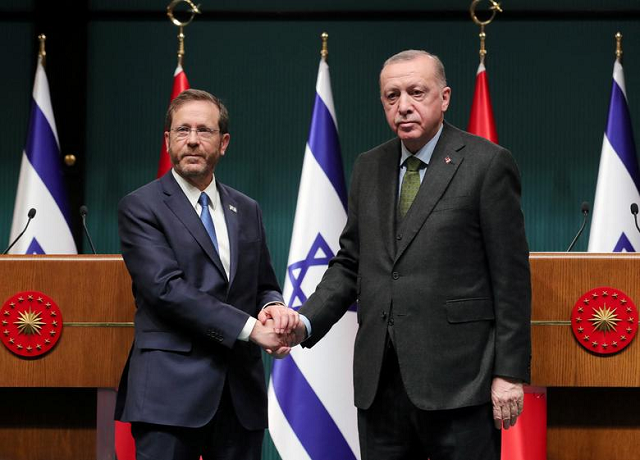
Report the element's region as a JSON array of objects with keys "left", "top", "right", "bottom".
[
  {"left": 164, "top": 131, "right": 170, "bottom": 151},
  {"left": 219, "top": 133, "right": 231, "bottom": 156},
  {"left": 441, "top": 87, "right": 451, "bottom": 112}
]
